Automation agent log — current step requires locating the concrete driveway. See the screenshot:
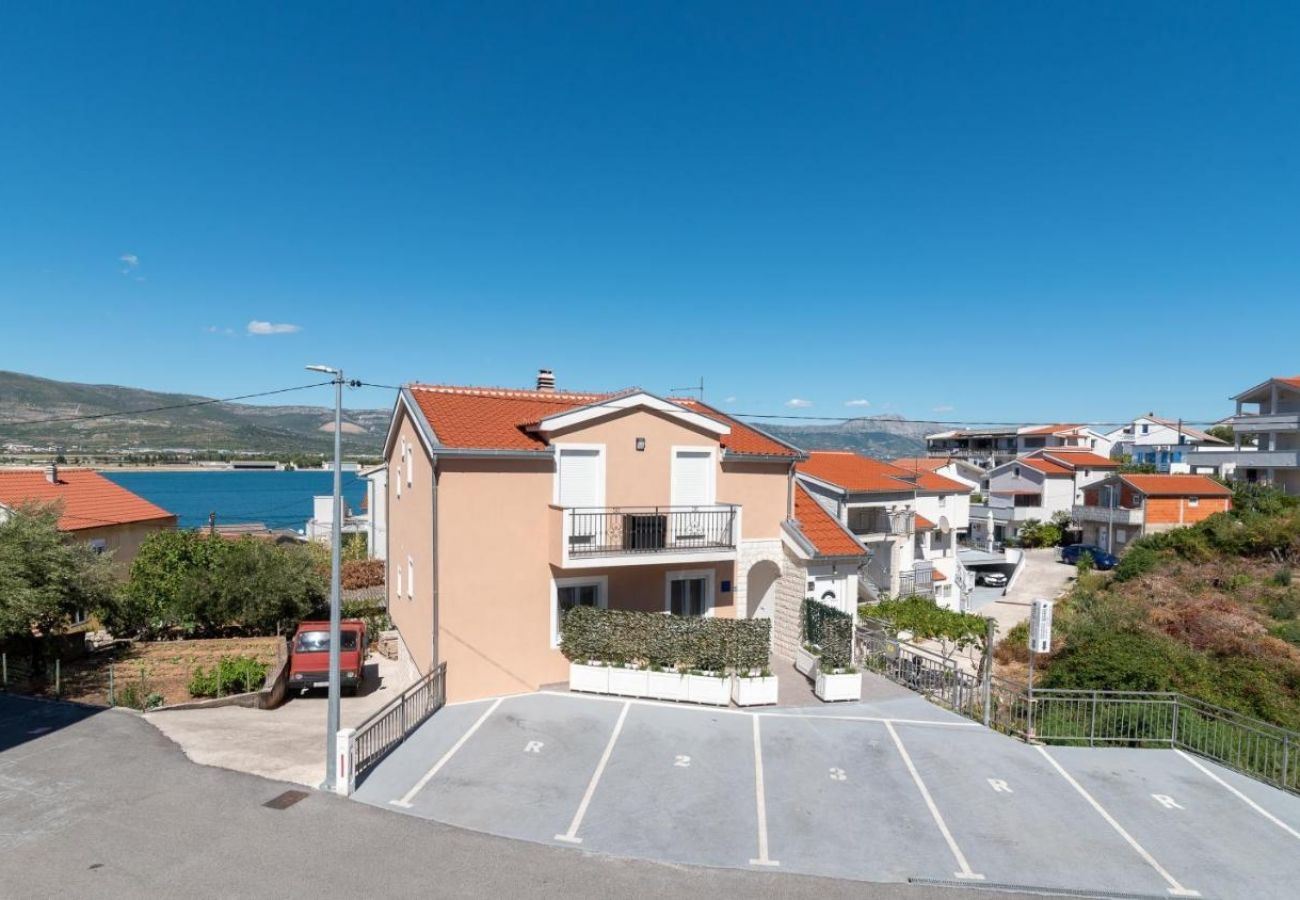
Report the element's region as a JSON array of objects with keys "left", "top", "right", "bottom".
[
  {"left": 355, "top": 686, "right": 1300, "bottom": 898},
  {"left": 146, "top": 652, "right": 413, "bottom": 787}
]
